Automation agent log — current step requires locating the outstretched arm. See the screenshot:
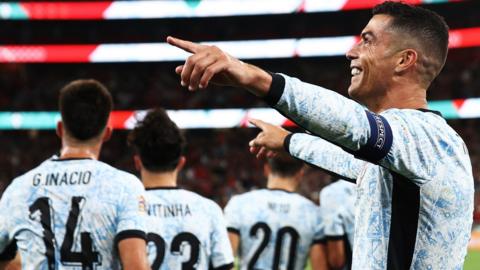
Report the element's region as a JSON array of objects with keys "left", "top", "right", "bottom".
[
  {"left": 248, "top": 119, "right": 365, "bottom": 182},
  {"left": 168, "top": 37, "right": 456, "bottom": 181},
  {"left": 167, "top": 36, "right": 272, "bottom": 96},
  {"left": 168, "top": 37, "right": 378, "bottom": 162}
]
